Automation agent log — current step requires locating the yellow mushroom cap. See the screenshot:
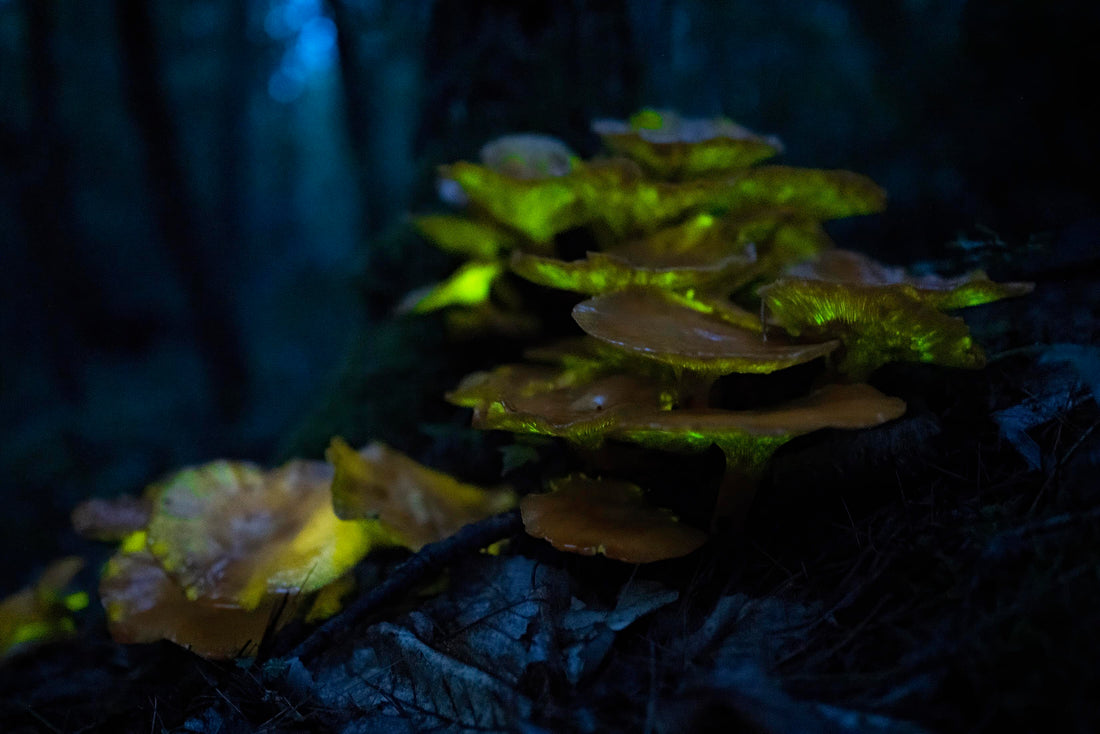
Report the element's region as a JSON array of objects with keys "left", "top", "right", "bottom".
[
  {"left": 520, "top": 475, "right": 707, "bottom": 563},
  {"left": 145, "top": 459, "right": 384, "bottom": 611}
]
